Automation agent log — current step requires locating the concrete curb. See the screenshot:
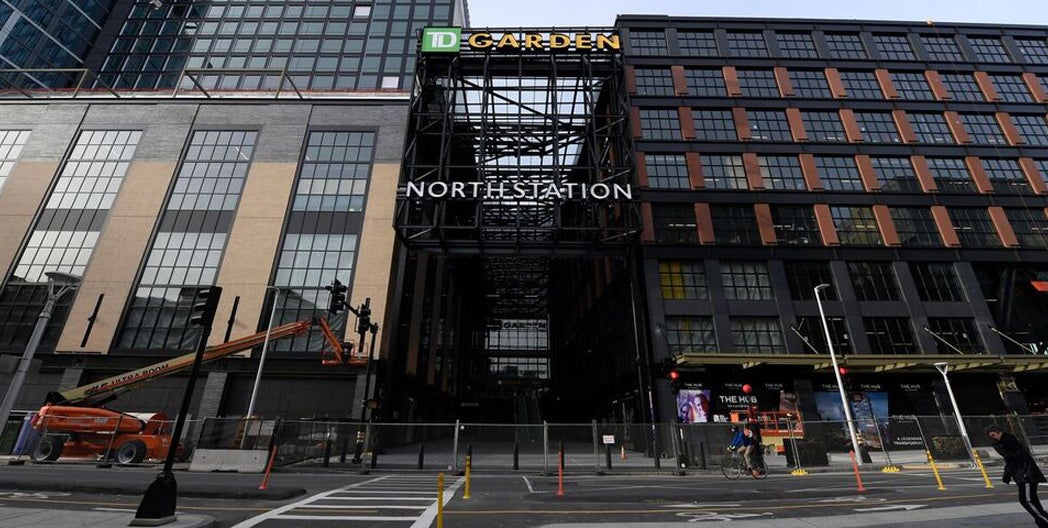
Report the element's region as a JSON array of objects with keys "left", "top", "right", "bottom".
[
  {"left": 0, "top": 507, "right": 215, "bottom": 528},
  {"left": 0, "top": 479, "right": 306, "bottom": 500}
]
